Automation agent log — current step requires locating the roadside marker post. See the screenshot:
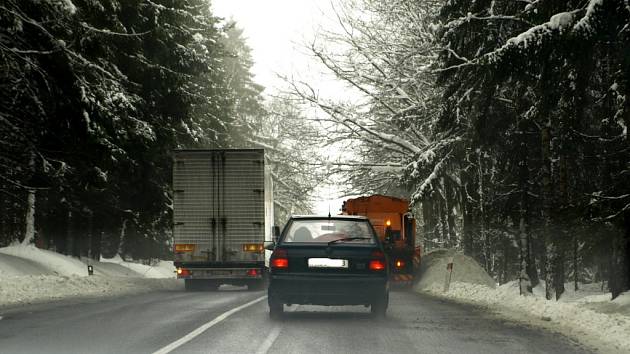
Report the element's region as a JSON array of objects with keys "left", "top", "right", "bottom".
[
  {"left": 443, "top": 257, "right": 454, "bottom": 292},
  {"left": 87, "top": 265, "right": 94, "bottom": 276}
]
